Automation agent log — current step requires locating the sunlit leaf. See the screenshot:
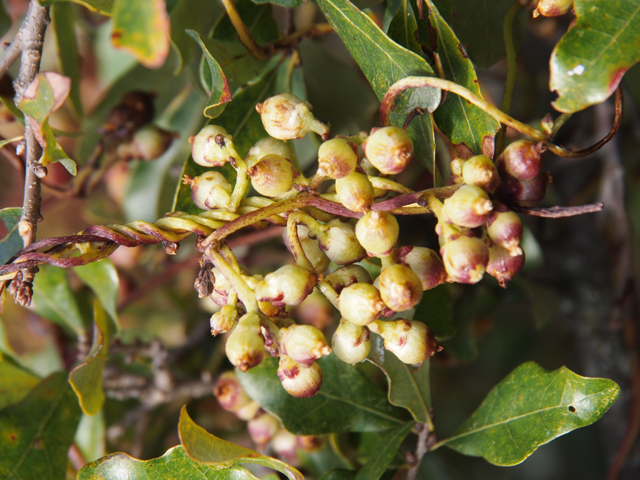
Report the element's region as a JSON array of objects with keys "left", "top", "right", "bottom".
[
  {"left": 74, "top": 258, "right": 120, "bottom": 329},
  {"left": 438, "top": 362, "right": 620, "bottom": 465},
  {"left": 0, "top": 372, "right": 81, "bottom": 480},
  {"left": 78, "top": 445, "right": 261, "bottom": 479},
  {"left": 550, "top": 0, "right": 640, "bottom": 113},
  {"left": 111, "top": 0, "right": 171, "bottom": 69},
  {"left": 0, "top": 352, "right": 39, "bottom": 410},
  {"left": 51, "top": 2, "right": 83, "bottom": 117},
  {"left": 179, "top": 406, "right": 304, "bottom": 480},
  {"left": 0, "top": 207, "right": 23, "bottom": 266},
  {"left": 69, "top": 301, "right": 114, "bottom": 415},
  {"left": 237, "top": 355, "right": 409, "bottom": 435},
  {"left": 368, "top": 335, "right": 431, "bottom": 424}
]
